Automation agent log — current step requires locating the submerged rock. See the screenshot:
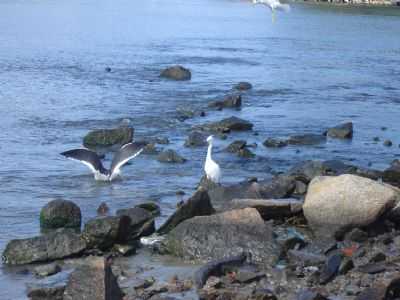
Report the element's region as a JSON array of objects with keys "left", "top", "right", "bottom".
[
  {"left": 263, "top": 138, "right": 288, "bottom": 148},
  {"left": 63, "top": 257, "right": 123, "bottom": 300},
  {"left": 208, "top": 94, "right": 242, "bottom": 109},
  {"left": 287, "top": 134, "right": 326, "bottom": 145},
  {"left": 165, "top": 208, "right": 278, "bottom": 266},
  {"left": 303, "top": 174, "right": 400, "bottom": 239},
  {"left": 233, "top": 82, "right": 252, "bottom": 91},
  {"left": 157, "top": 149, "right": 187, "bottom": 163},
  {"left": 3, "top": 229, "right": 86, "bottom": 265},
  {"left": 184, "top": 131, "right": 207, "bottom": 147},
  {"left": 160, "top": 65, "right": 191, "bottom": 81},
  {"left": 157, "top": 189, "right": 215, "bottom": 235},
  {"left": 326, "top": 122, "right": 353, "bottom": 139},
  {"left": 82, "top": 216, "right": 131, "bottom": 250},
  {"left": 197, "top": 116, "right": 253, "bottom": 133},
  {"left": 225, "top": 140, "right": 247, "bottom": 153},
  {"left": 83, "top": 127, "right": 133, "bottom": 149},
  {"left": 40, "top": 199, "right": 81, "bottom": 230}
]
